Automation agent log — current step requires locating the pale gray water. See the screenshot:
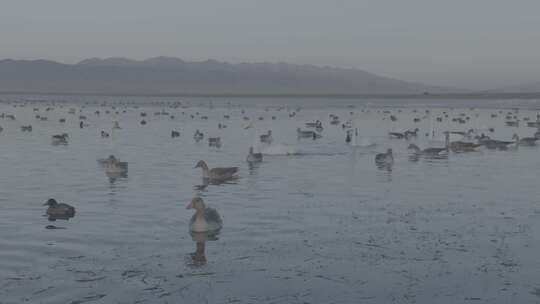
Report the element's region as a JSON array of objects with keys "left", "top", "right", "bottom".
[{"left": 1, "top": 95, "right": 540, "bottom": 304}]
